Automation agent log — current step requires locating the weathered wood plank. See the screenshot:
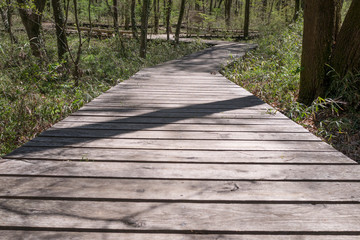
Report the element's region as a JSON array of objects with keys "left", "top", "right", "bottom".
[
  {"left": 1, "top": 160, "right": 359, "bottom": 180},
  {"left": 1, "top": 231, "right": 359, "bottom": 240},
  {"left": 60, "top": 115, "right": 296, "bottom": 125},
  {"left": 76, "top": 107, "right": 283, "bottom": 116},
  {"left": 1, "top": 200, "right": 360, "bottom": 232},
  {"left": 26, "top": 137, "right": 334, "bottom": 151},
  {"left": 73, "top": 110, "right": 287, "bottom": 119},
  {"left": 90, "top": 98, "right": 264, "bottom": 105},
  {"left": 51, "top": 122, "right": 309, "bottom": 133},
  {"left": 40, "top": 129, "right": 321, "bottom": 141},
  {"left": 81, "top": 103, "right": 269, "bottom": 109},
  {"left": 6, "top": 147, "right": 353, "bottom": 163},
  {"left": 1, "top": 177, "right": 359, "bottom": 202}
]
